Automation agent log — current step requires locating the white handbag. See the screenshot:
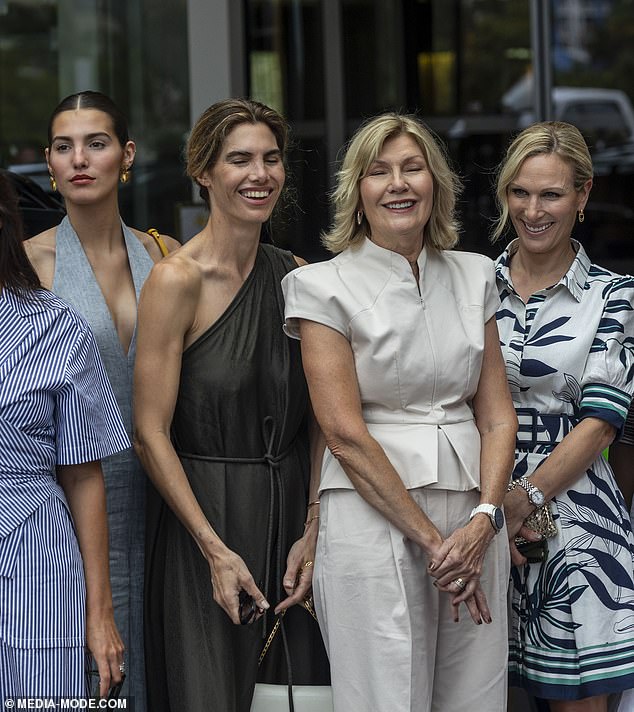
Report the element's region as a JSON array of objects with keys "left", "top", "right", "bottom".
[
  {"left": 250, "top": 684, "right": 334, "bottom": 712},
  {"left": 250, "top": 597, "right": 333, "bottom": 712}
]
